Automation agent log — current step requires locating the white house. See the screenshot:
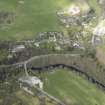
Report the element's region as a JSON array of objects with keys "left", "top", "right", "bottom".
[
  {"left": 68, "top": 6, "right": 80, "bottom": 15},
  {"left": 34, "top": 42, "right": 40, "bottom": 47},
  {"left": 73, "top": 43, "right": 80, "bottom": 47},
  {"left": 99, "top": 0, "right": 104, "bottom": 4},
  {"left": 93, "top": 20, "right": 105, "bottom": 36},
  {"left": 93, "top": 26, "right": 105, "bottom": 36},
  {"left": 12, "top": 45, "right": 25, "bottom": 53},
  {"left": 18, "top": 0, "right": 24, "bottom": 4},
  {"left": 19, "top": 76, "right": 43, "bottom": 89}
]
